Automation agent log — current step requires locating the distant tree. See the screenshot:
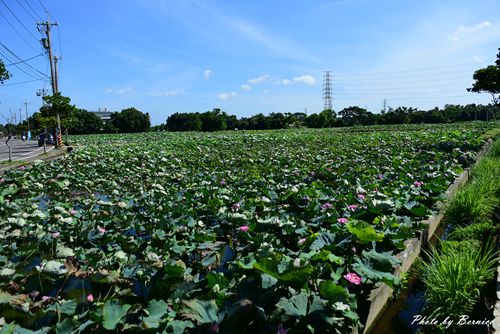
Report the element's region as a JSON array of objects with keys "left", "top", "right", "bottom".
[
  {"left": 339, "top": 106, "right": 374, "bottom": 126},
  {"left": 166, "top": 112, "right": 202, "bottom": 131},
  {"left": 201, "top": 108, "right": 227, "bottom": 132},
  {"left": 319, "top": 109, "right": 336, "bottom": 127},
  {"left": 0, "top": 59, "right": 11, "bottom": 84},
  {"left": 268, "top": 113, "right": 288, "bottom": 129},
  {"left": 111, "top": 107, "right": 150, "bottom": 133},
  {"left": 468, "top": 48, "right": 500, "bottom": 106},
  {"left": 71, "top": 109, "right": 105, "bottom": 134},
  {"left": 247, "top": 113, "right": 270, "bottom": 130},
  {"left": 305, "top": 113, "right": 323, "bottom": 128},
  {"left": 225, "top": 114, "right": 238, "bottom": 130},
  {"left": 380, "top": 106, "right": 416, "bottom": 124}
]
